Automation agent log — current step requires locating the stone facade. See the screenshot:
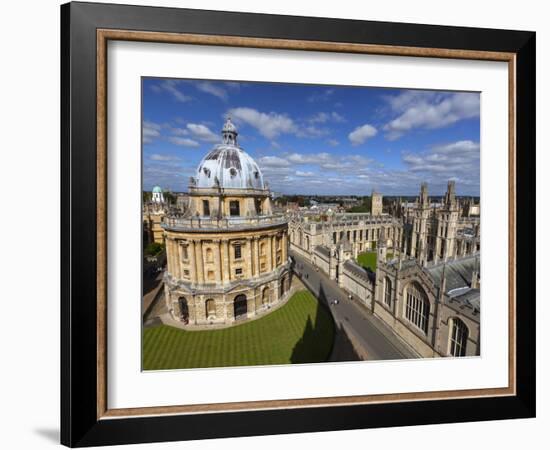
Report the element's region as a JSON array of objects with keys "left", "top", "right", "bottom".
[
  {"left": 373, "top": 255, "right": 480, "bottom": 357},
  {"left": 143, "top": 201, "right": 166, "bottom": 245},
  {"left": 371, "top": 190, "right": 383, "bottom": 215},
  {"left": 162, "top": 119, "right": 291, "bottom": 327},
  {"left": 291, "top": 180, "right": 481, "bottom": 358}
]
